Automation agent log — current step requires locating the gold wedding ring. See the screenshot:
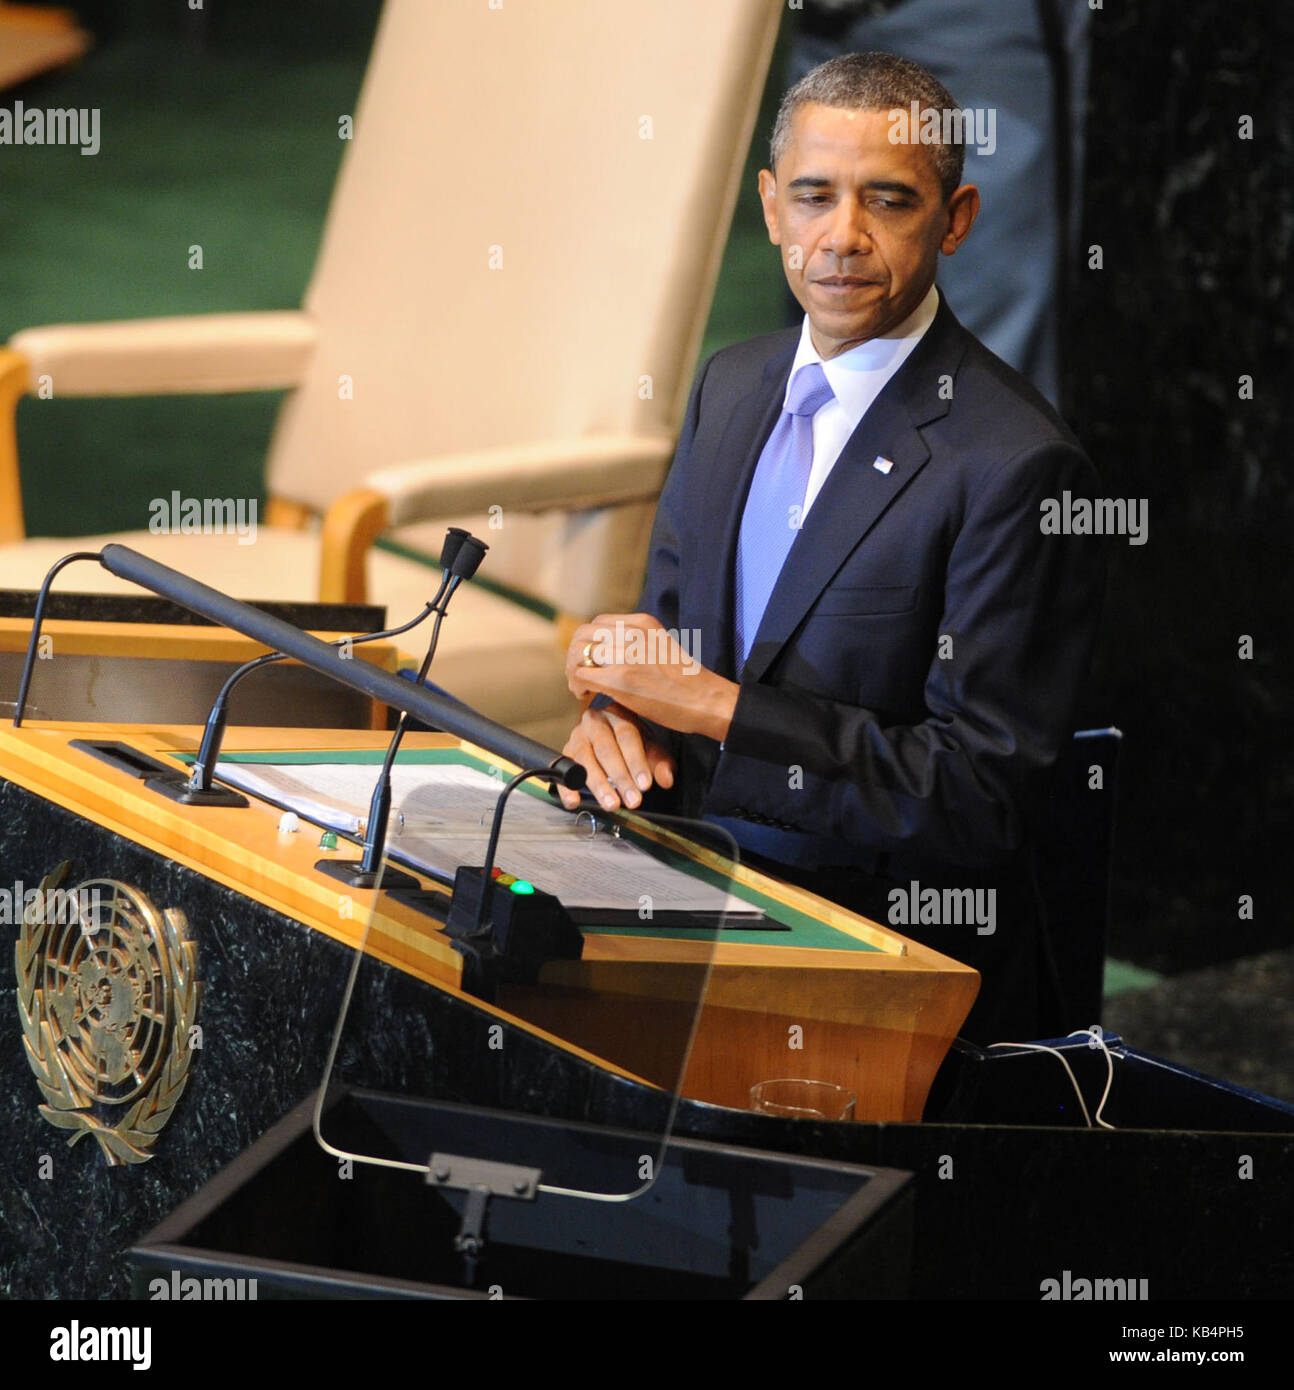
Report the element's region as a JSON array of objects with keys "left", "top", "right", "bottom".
[{"left": 581, "top": 641, "right": 601, "bottom": 668}]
